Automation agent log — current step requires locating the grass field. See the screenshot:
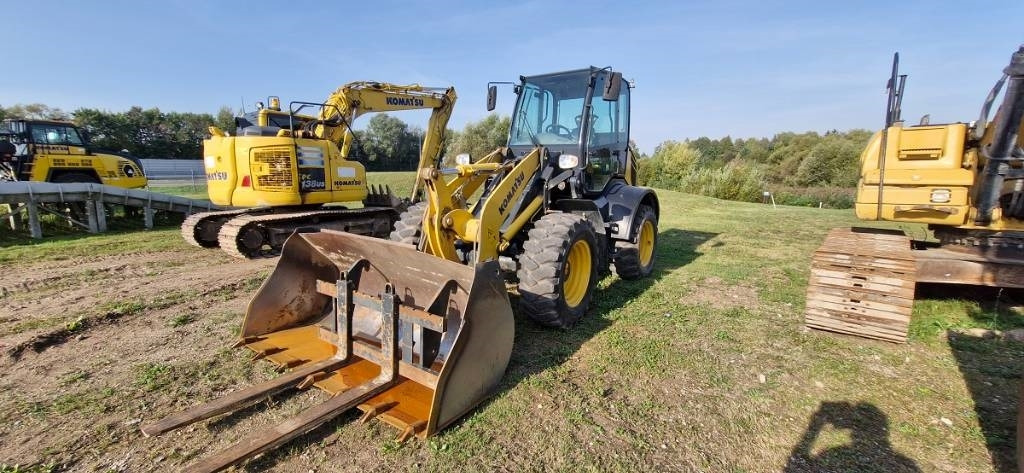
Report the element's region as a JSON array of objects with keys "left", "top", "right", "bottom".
[{"left": 1, "top": 176, "right": 1022, "bottom": 472}]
